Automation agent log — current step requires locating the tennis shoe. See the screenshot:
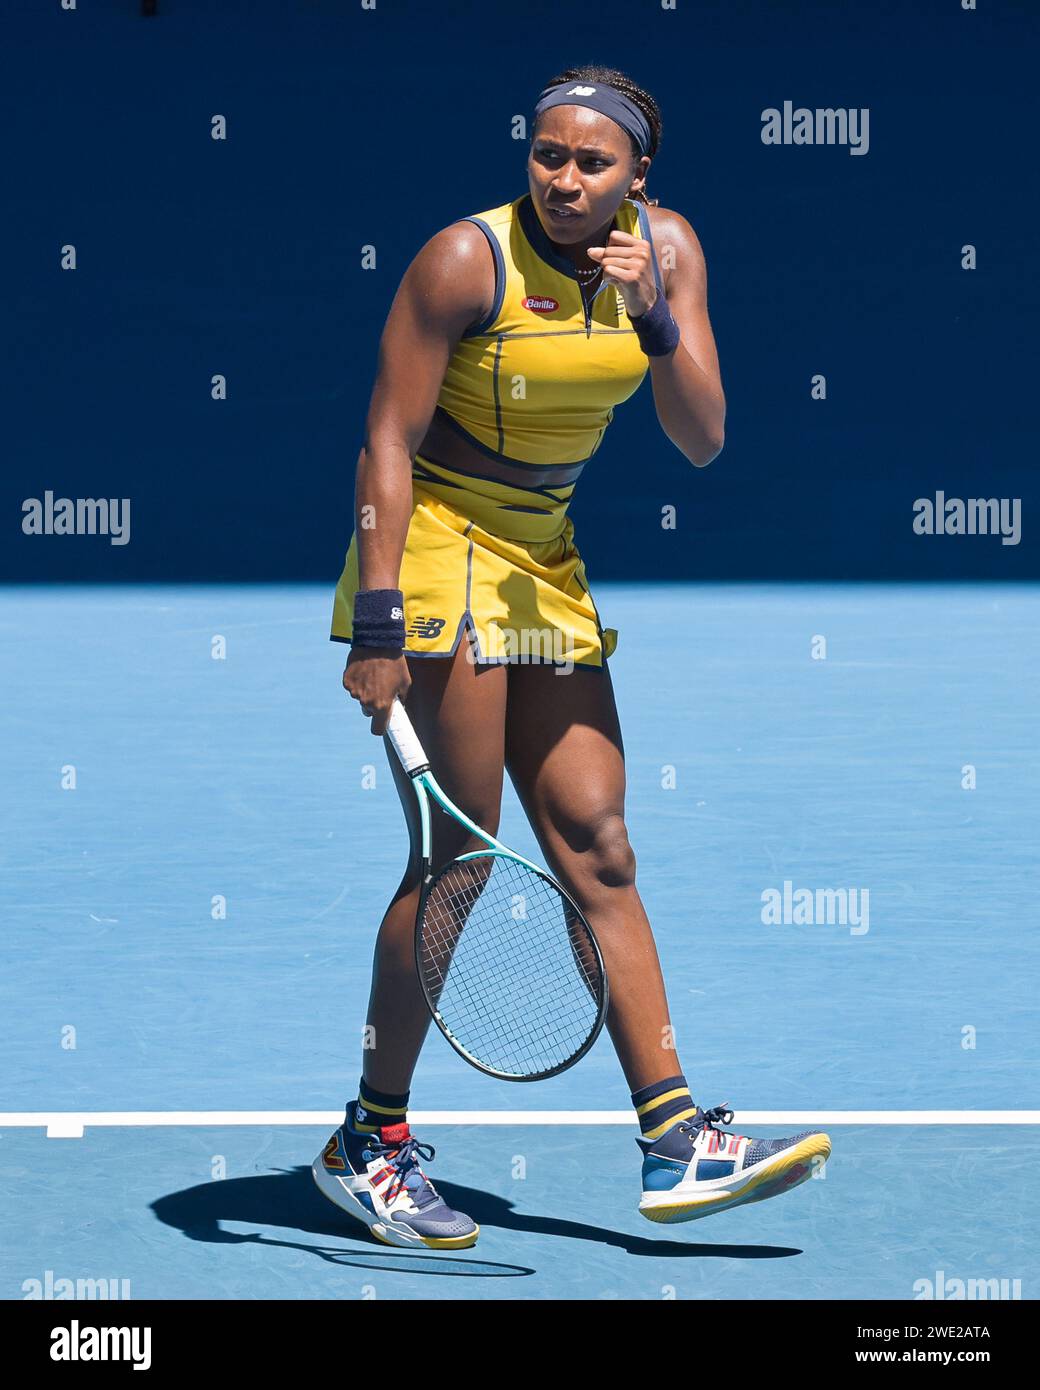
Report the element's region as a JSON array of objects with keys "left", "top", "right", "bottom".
[
  {"left": 637, "top": 1103, "right": 830, "bottom": 1223},
  {"left": 312, "top": 1100, "right": 479, "bottom": 1248}
]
